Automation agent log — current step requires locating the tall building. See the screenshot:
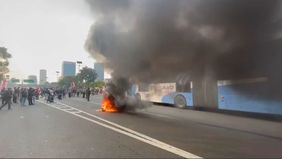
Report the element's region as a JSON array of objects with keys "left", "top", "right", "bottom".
[
  {"left": 62, "top": 61, "right": 76, "bottom": 77},
  {"left": 28, "top": 75, "right": 37, "bottom": 84},
  {"left": 94, "top": 63, "right": 104, "bottom": 81},
  {"left": 39, "top": 69, "right": 47, "bottom": 85}
]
